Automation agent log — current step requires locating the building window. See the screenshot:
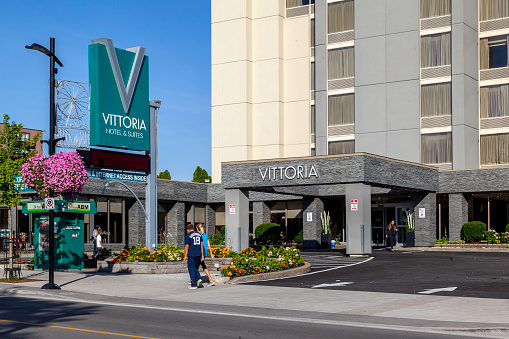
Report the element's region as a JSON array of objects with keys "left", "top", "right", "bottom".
[
  {"left": 94, "top": 196, "right": 124, "bottom": 244},
  {"left": 420, "top": 0, "right": 451, "bottom": 19},
  {"left": 480, "top": 0, "right": 509, "bottom": 21},
  {"left": 421, "top": 83, "right": 451, "bottom": 117},
  {"left": 20, "top": 132, "right": 30, "bottom": 142},
  {"left": 311, "top": 62, "right": 315, "bottom": 91},
  {"left": 329, "top": 140, "right": 355, "bottom": 155},
  {"left": 311, "top": 19, "right": 315, "bottom": 47},
  {"left": 311, "top": 105, "right": 316, "bottom": 134},
  {"left": 481, "top": 133, "right": 509, "bottom": 165},
  {"left": 421, "top": 132, "right": 452, "bottom": 164},
  {"left": 328, "top": 1, "right": 354, "bottom": 34},
  {"left": 328, "top": 94, "right": 355, "bottom": 126},
  {"left": 480, "top": 35, "right": 509, "bottom": 70},
  {"left": 480, "top": 84, "right": 509, "bottom": 118},
  {"left": 328, "top": 47, "right": 354, "bottom": 80},
  {"left": 286, "top": 0, "right": 314, "bottom": 8},
  {"left": 421, "top": 33, "right": 451, "bottom": 68}
]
